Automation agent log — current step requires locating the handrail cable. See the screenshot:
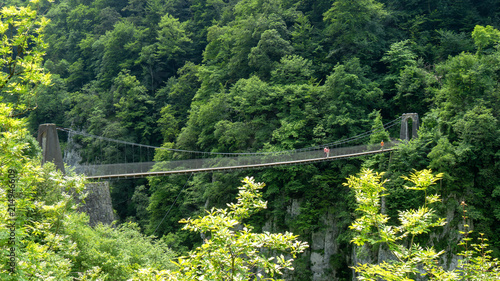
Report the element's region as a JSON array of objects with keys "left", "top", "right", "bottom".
[{"left": 56, "top": 116, "right": 402, "bottom": 157}]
